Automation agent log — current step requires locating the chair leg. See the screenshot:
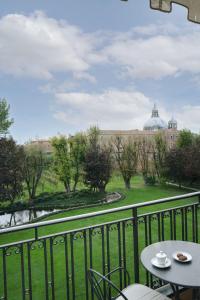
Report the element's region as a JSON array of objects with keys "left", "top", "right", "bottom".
[{"left": 170, "top": 284, "right": 180, "bottom": 300}]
